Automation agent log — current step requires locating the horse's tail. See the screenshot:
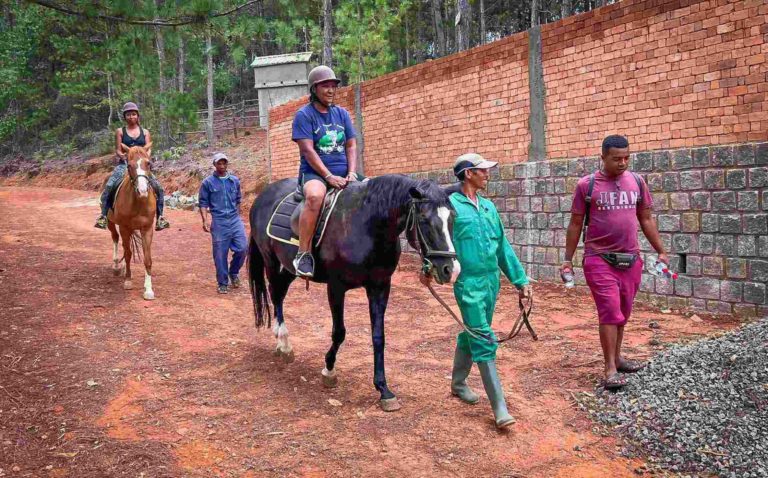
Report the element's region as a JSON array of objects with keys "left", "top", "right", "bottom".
[
  {"left": 247, "top": 235, "right": 271, "bottom": 329},
  {"left": 130, "top": 231, "right": 143, "bottom": 263}
]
